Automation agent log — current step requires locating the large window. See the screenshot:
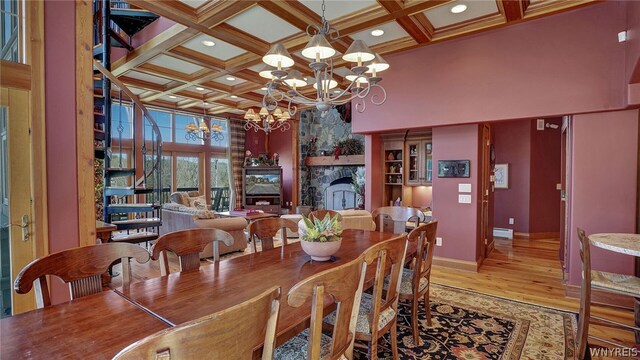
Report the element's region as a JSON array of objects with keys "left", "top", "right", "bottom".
[
  {"left": 210, "top": 157, "right": 230, "bottom": 211},
  {"left": 111, "top": 103, "right": 133, "bottom": 139},
  {"left": 146, "top": 109, "right": 171, "bottom": 142},
  {"left": 1, "top": 0, "right": 20, "bottom": 62},
  {"left": 110, "top": 152, "right": 129, "bottom": 187},
  {"left": 176, "top": 155, "right": 200, "bottom": 191}
]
